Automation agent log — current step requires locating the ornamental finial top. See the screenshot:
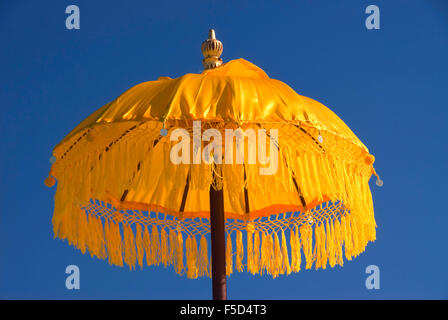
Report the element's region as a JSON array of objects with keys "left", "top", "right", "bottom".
[{"left": 201, "top": 29, "right": 223, "bottom": 70}]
